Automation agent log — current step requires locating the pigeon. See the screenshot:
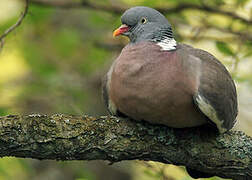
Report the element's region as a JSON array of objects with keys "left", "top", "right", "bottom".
[
  {"left": 102, "top": 6, "right": 238, "bottom": 178},
  {"left": 103, "top": 6, "right": 238, "bottom": 134}
]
